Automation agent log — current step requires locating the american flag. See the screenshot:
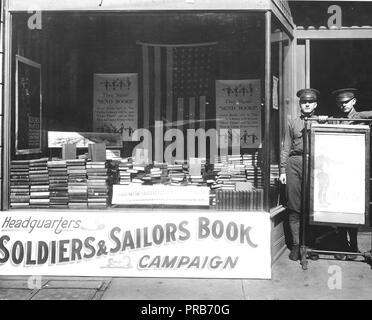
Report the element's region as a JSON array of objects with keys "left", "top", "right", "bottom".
[{"left": 139, "top": 42, "right": 216, "bottom": 132}]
